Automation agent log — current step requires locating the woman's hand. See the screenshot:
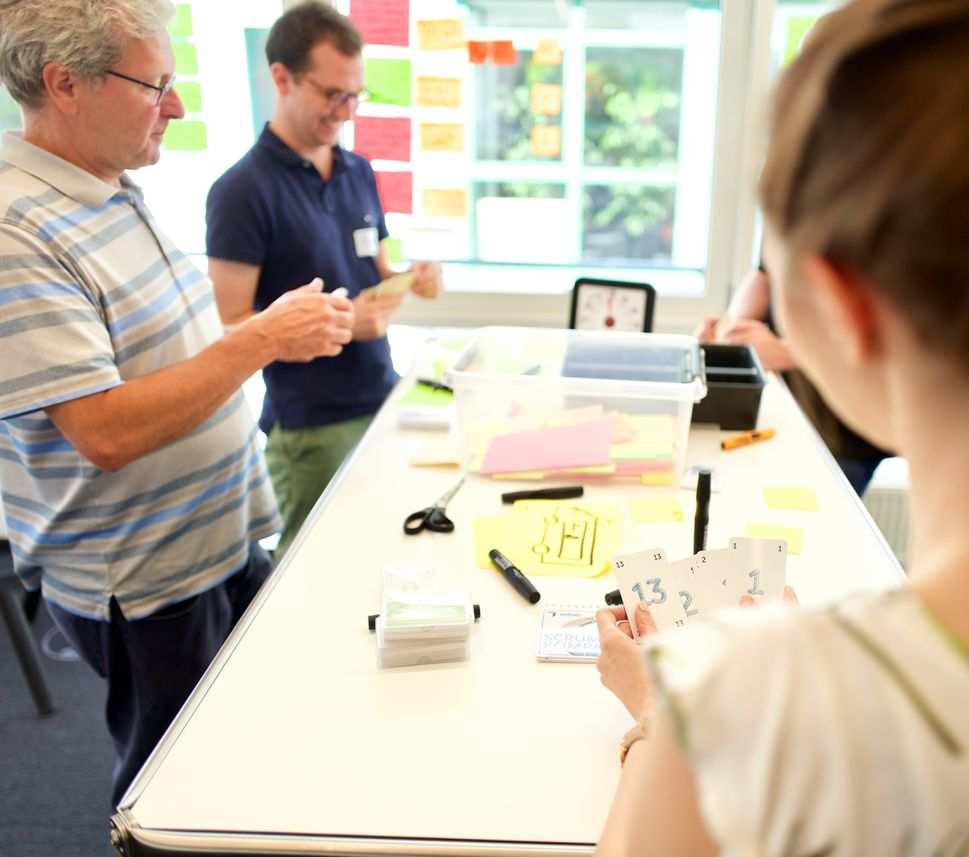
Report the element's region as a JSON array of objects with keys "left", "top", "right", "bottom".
[{"left": 595, "top": 604, "right": 655, "bottom": 720}]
